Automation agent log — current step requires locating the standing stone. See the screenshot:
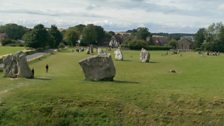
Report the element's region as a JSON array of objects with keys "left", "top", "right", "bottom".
[
  {"left": 3, "top": 51, "right": 33, "bottom": 78},
  {"left": 140, "top": 48, "right": 150, "bottom": 63},
  {"left": 86, "top": 45, "right": 94, "bottom": 54},
  {"left": 86, "top": 47, "right": 90, "bottom": 54},
  {"left": 79, "top": 54, "right": 116, "bottom": 81},
  {"left": 90, "top": 44, "right": 94, "bottom": 54},
  {"left": 97, "top": 48, "right": 103, "bottom": 55},
  {"left": 114, "top": 48, "right": 123, "bottom": 61}
]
